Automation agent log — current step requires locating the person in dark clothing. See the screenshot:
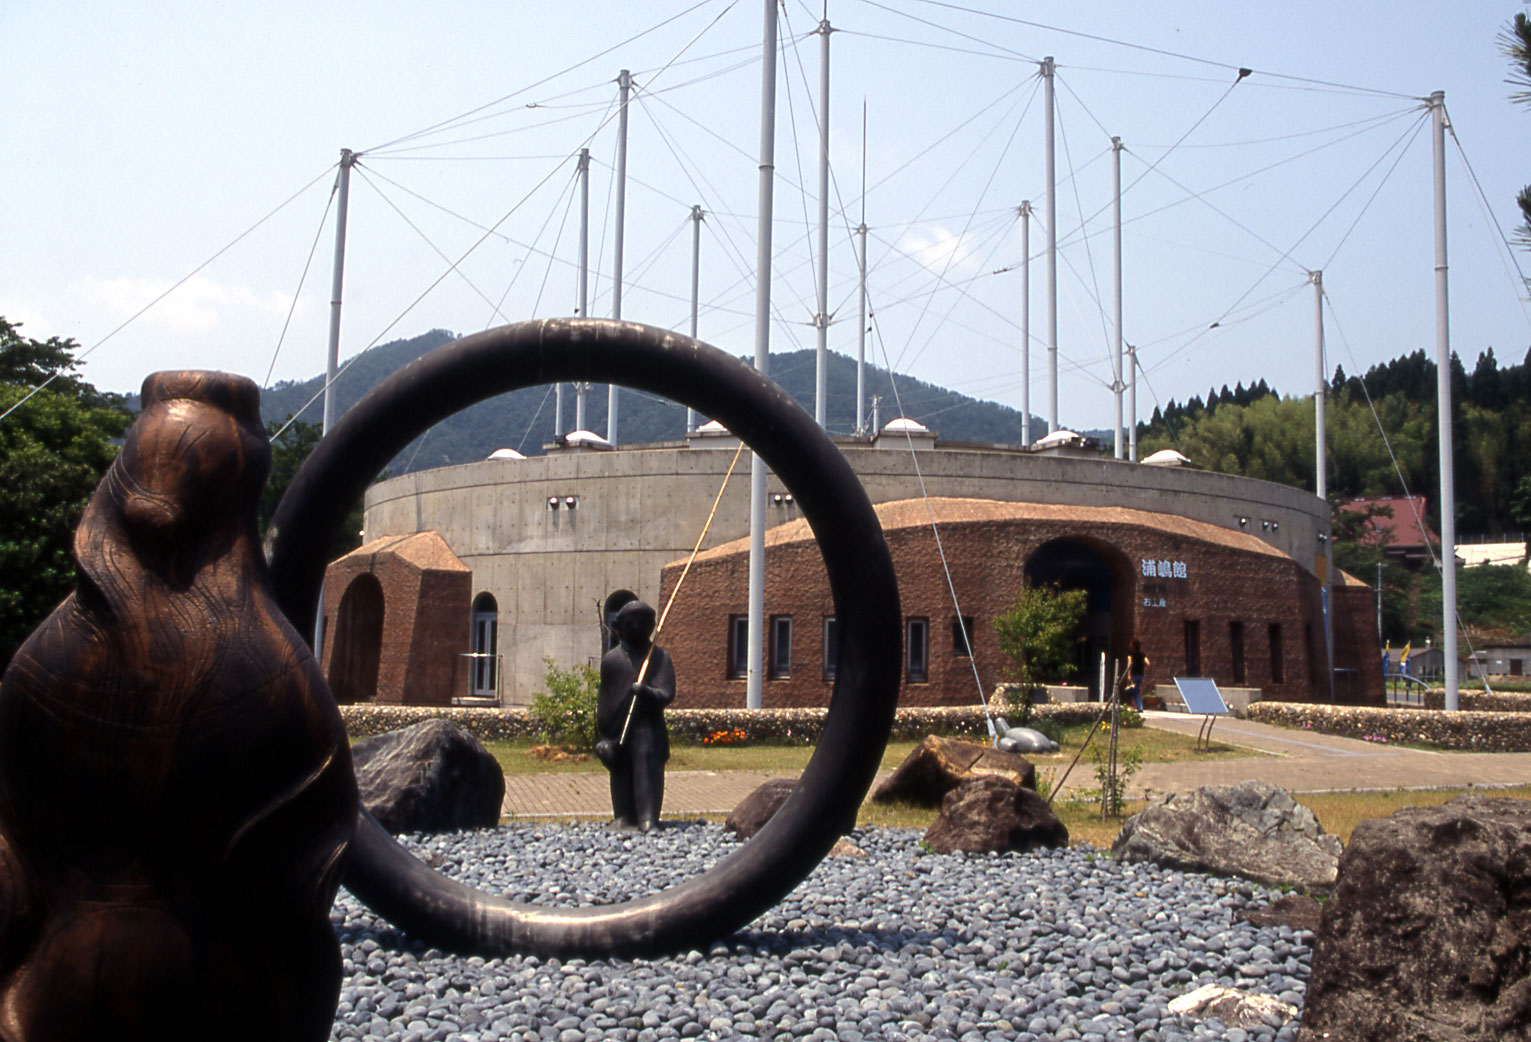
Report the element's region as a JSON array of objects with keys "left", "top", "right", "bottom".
[
  {"left": 594, "top": 600, "right": 675, "bottom": 831},
  {"left": 1127, "top": 639, "right": 1151, "bottom": 711}
]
